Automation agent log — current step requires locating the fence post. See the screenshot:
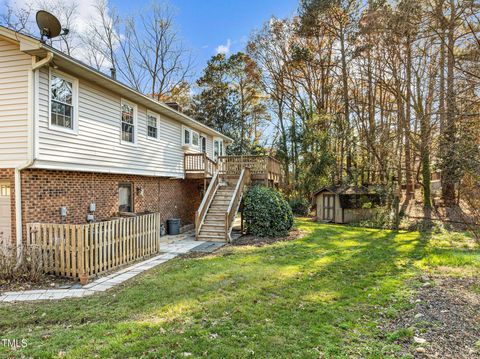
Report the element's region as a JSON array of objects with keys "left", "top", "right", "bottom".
[
  {"left": 156, "top": 213, "right": 161, "bottom": 252},
  {"left": 77, "top": 225, "right": 86, "bottom": 283}
]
